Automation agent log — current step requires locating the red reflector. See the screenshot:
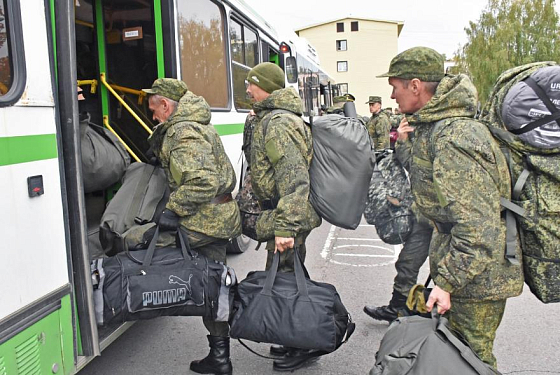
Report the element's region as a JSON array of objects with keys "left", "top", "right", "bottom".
[{"left": 33, "top": 187, "right": 41, "bottom": 192}]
